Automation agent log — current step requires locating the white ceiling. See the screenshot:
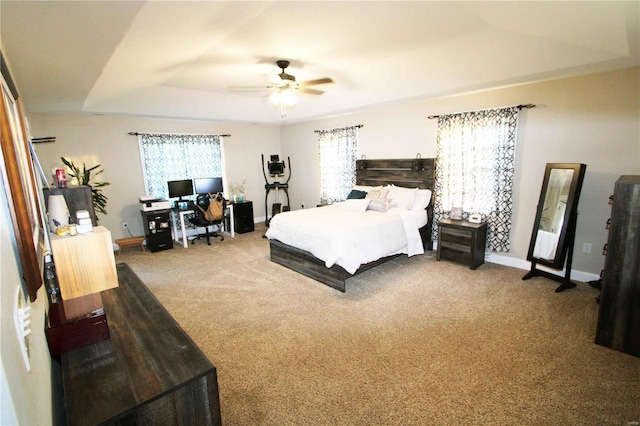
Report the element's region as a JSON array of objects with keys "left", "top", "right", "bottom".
[{"left": 1, "top": 1, "right": 638, "bottom": 125}]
